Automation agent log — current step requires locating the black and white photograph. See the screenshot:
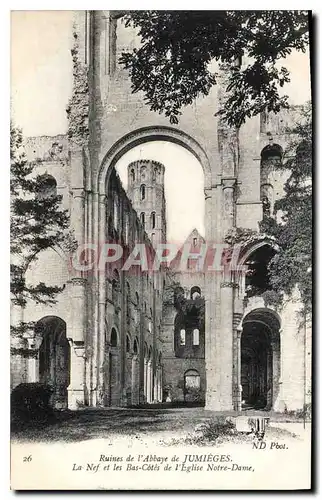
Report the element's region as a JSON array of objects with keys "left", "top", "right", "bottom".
[{"left": 10, "top": 9, "right": 313, "bottom": 490}]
